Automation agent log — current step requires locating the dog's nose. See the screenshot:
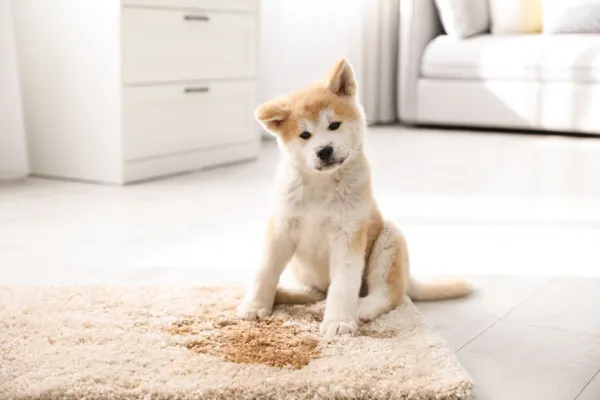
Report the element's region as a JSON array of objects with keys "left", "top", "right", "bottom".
[{"left": 316, "top": 145, "right": 334, "bottom": 161}]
